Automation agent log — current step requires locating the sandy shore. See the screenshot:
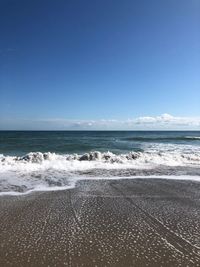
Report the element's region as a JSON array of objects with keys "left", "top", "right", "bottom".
[{"left": 0, "top": 178, "right": 200, "bottom": 267}]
